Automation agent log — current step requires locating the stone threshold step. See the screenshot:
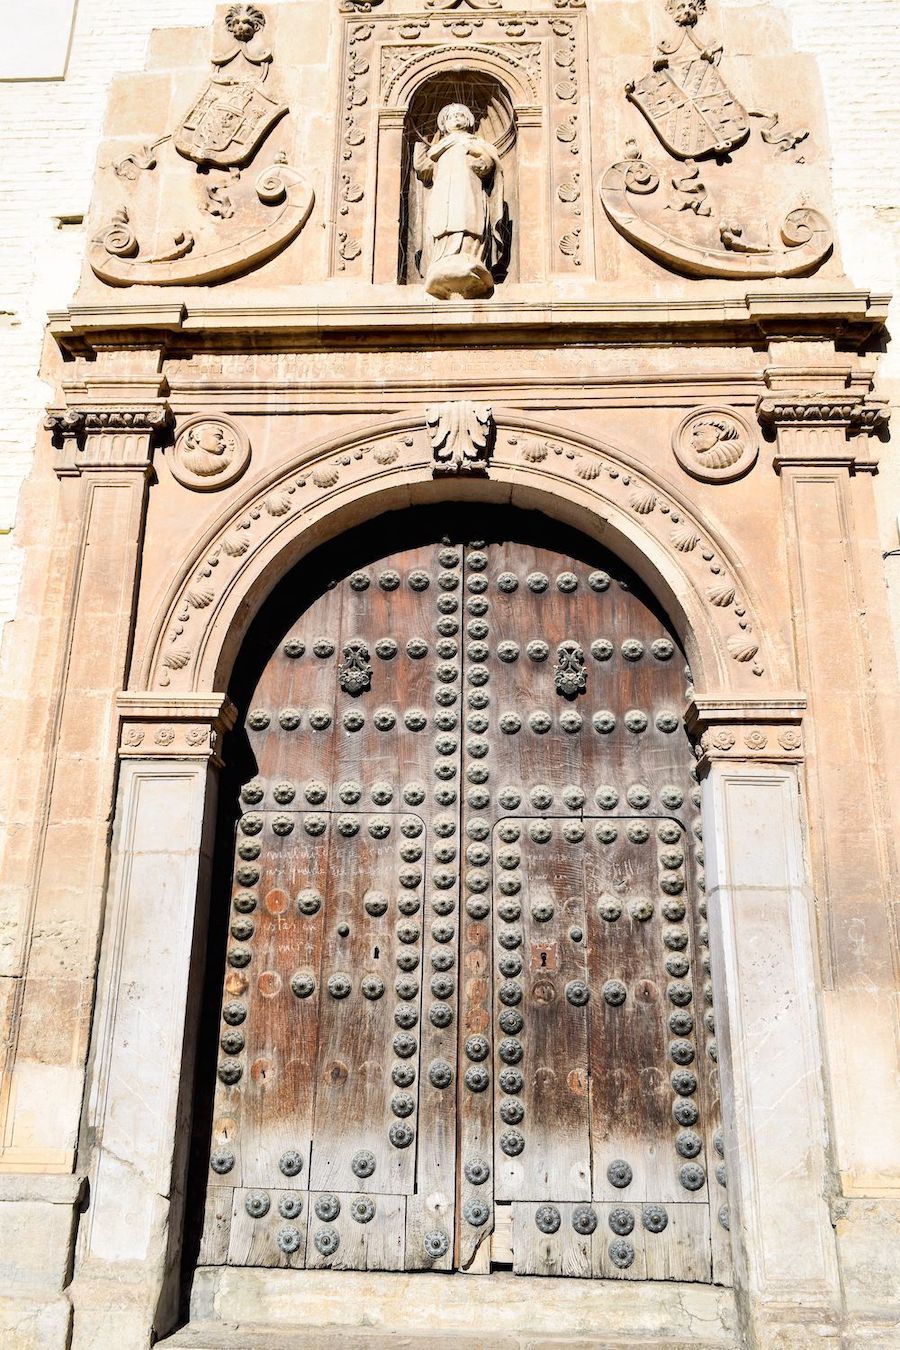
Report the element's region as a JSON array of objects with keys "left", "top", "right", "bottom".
[{"left": 162, "top": 1326, "right": 737, "bottom": 1350}]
